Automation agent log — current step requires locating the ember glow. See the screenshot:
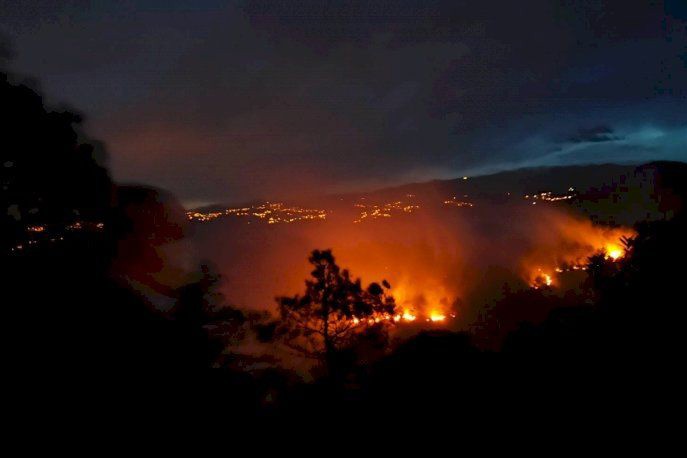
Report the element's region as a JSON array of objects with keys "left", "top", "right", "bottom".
[
  {"left": 350, "top": 309, "right": 450, "bottom": 327},
  {"left": 346, "top": 308, "right": 453, "bottom": 327},
  {"left": 351, "top": 309, "right": 431, "bottom": 326}
]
